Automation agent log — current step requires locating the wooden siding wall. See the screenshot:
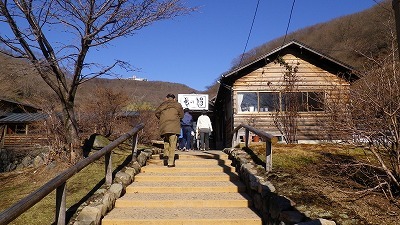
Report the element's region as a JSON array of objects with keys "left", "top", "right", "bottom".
[{"left": 232, "top": 54, "right": 350, "bottom": 141}]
